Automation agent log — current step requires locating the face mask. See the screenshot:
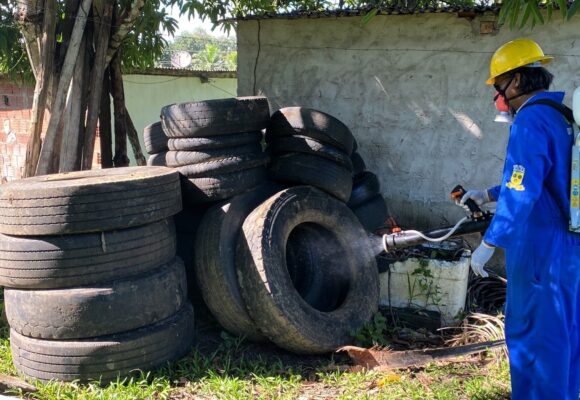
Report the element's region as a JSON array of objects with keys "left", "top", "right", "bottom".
[{"left": 494, "top": 91, "right": 513, "bottom": 124}]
